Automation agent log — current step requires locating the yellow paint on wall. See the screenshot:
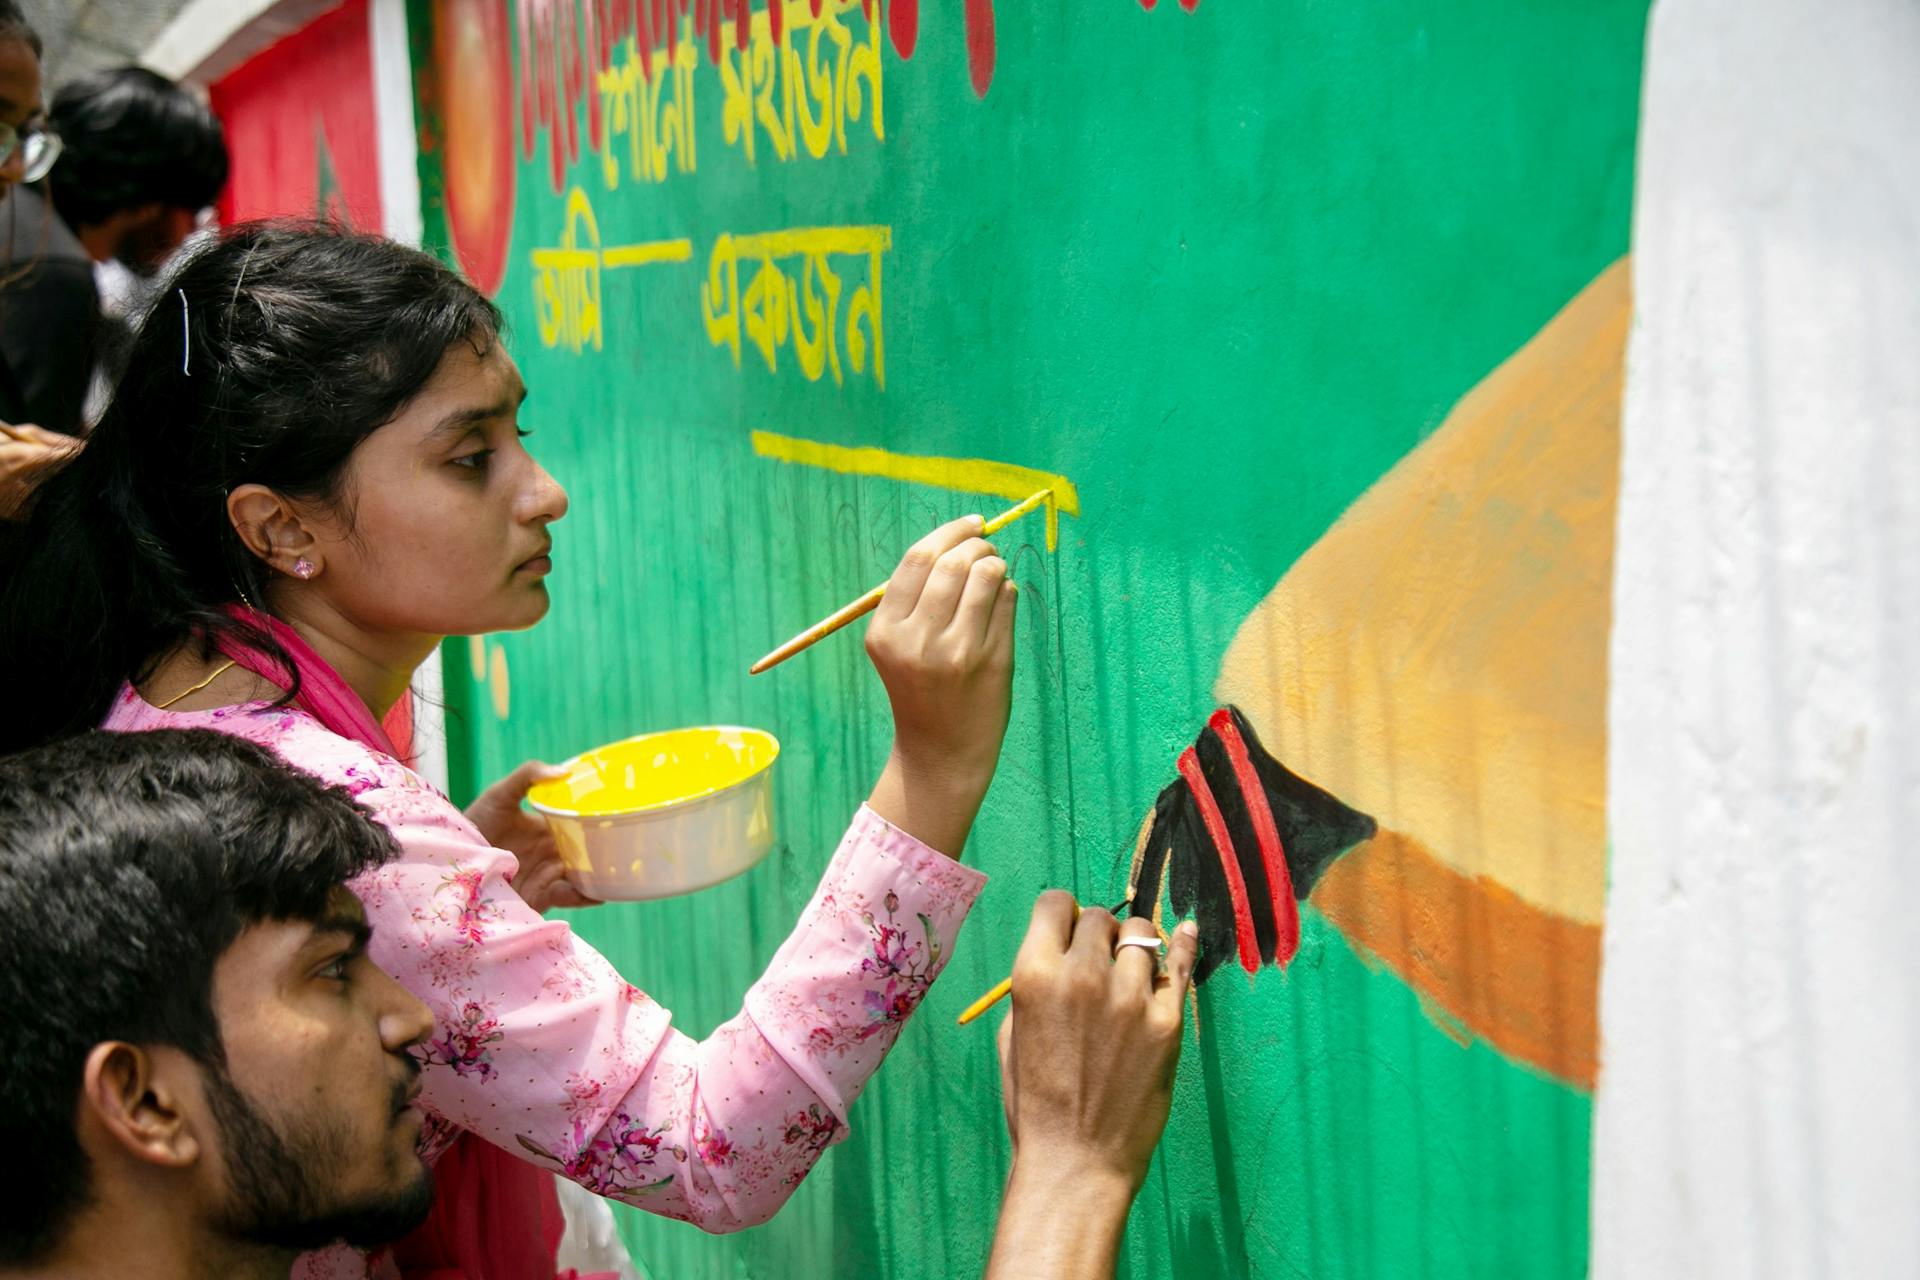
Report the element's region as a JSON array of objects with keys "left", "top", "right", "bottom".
[
  {"left": 488, "top": 644, "right": 511, "bottom": 720},
  {"left": 600, "top": 239, "right": 695, "bottom": 269},
  {"left": 750, "top": 429, "right": 1081, "bottom": 550},
  {"left": 1215, "top": 257, "right": 1631, "bottom": 925}
]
